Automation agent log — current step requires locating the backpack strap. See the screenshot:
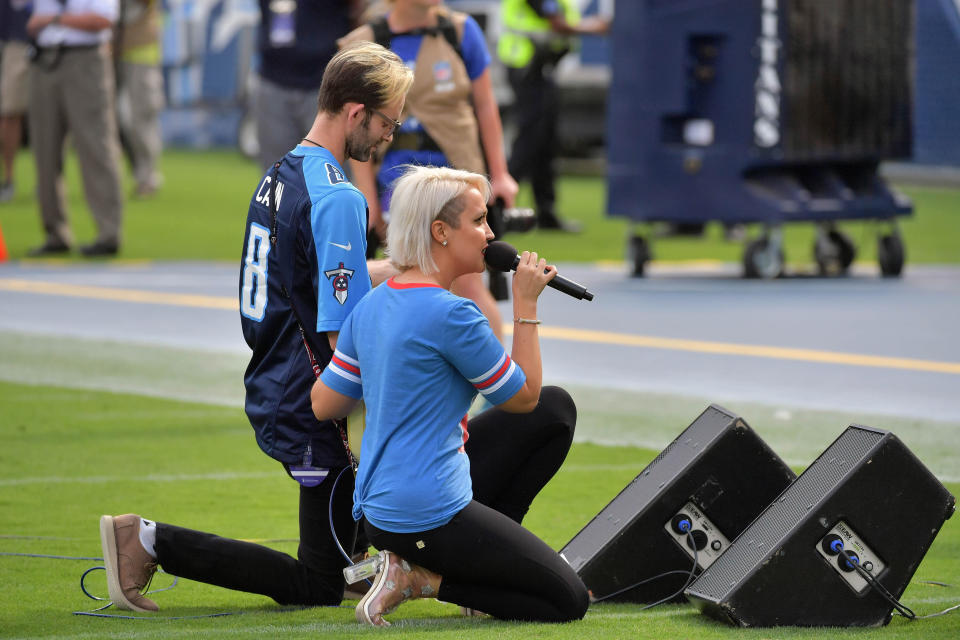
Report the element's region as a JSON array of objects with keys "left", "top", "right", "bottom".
[
  {"left": 369, "top": 15, "right": 393, "bottom": 50},
  {"left": 367, "top": 13, "right": 463, "bottom": 62},
  {"left": 435, "top": 13, "right": 463, "bottom": 61}
]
